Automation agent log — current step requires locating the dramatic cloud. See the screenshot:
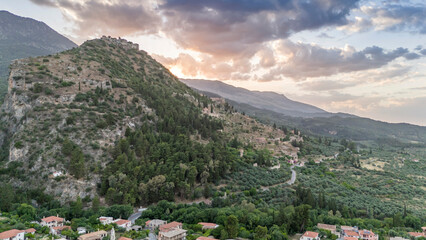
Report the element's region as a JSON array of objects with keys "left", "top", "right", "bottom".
[
  {"left": 30, "top": 0, "right": 161, "bottom": 36},
  {"left": 160, "top": 0, "right": 359, "bottom": 55},
  {"left": 258, "top": 41, "right": 415, "bottom": 80},
  {"left": 343, "top": 2, "right": 426, "bottom": 34}
]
